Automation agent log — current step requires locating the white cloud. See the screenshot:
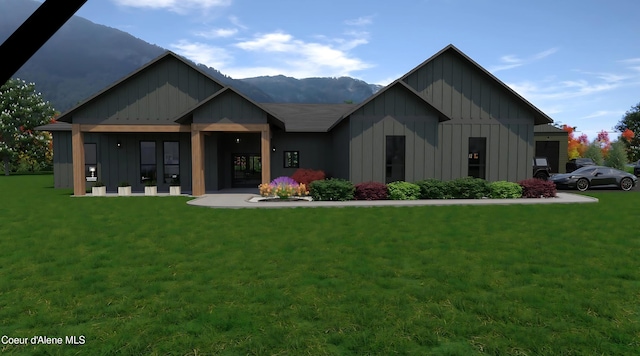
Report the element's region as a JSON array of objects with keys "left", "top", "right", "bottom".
[
  {"left": 195, "top": 28, "right": 238, "bottom": 39},
  {"left": 231, "top": 31, "right": 373, "bottom": 78},
  {"left": 579, "top": 110, "right": 624, "bottom": 120},
  {"left": 229, "top": 16, "right": 248, "bottom": 30},
  {"left": 489, "top": 47, "right": 559, "bottom": 73},
  {"left": 170, "top": 40, "right": 232, "bottom": 68},
  {"left": 112, "top": 0, "right": 231, "bottom": 13},
  {"left": 345, "top": 16, "right": 373, "bottom": 26}
]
